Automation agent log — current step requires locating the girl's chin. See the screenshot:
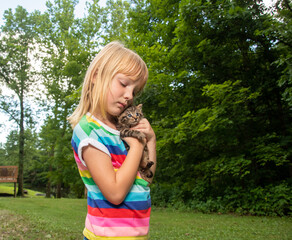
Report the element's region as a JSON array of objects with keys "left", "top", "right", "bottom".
[{"left": 108, "top": 109, "right": 123, "bottom": 117}]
